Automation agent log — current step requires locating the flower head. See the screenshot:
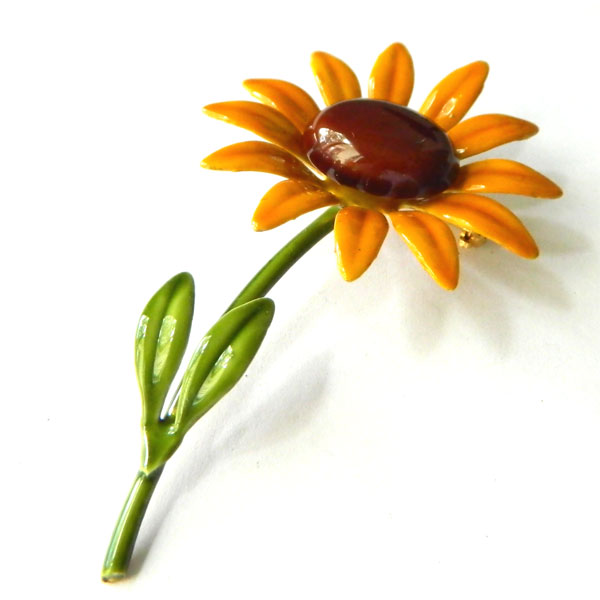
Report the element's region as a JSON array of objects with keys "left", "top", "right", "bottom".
[{"left": 202, "top": 44, "right": 562, "bottom": 289}]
